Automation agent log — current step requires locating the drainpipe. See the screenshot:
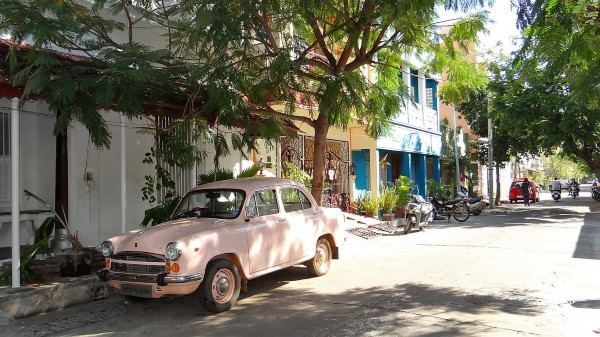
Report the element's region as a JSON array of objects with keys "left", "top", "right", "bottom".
[
  {"left": 11, "top": 97, "right": 20, "bottom": 288},
  {"left": 121, "top": 114, "right": 127, "bottom": 233}
]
